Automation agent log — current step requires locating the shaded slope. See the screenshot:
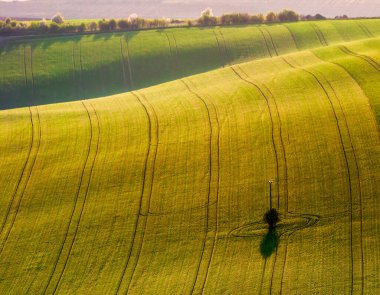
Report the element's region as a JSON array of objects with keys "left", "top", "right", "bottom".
[
  {"left": 1, "top": 19, "right": 380, "bottom": 109},
  {"left": 0, "top": 38, "right": 379, "bottom": 294}
]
